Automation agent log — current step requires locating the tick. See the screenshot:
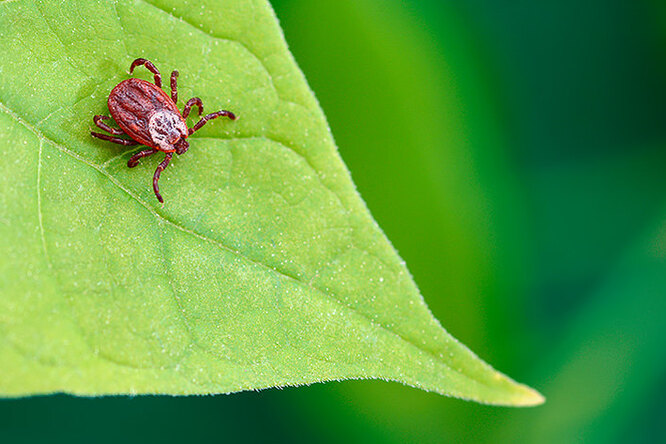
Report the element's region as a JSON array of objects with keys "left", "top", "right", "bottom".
[{"left": 91, "top": 57, "right": 236, "bottom": 203}]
